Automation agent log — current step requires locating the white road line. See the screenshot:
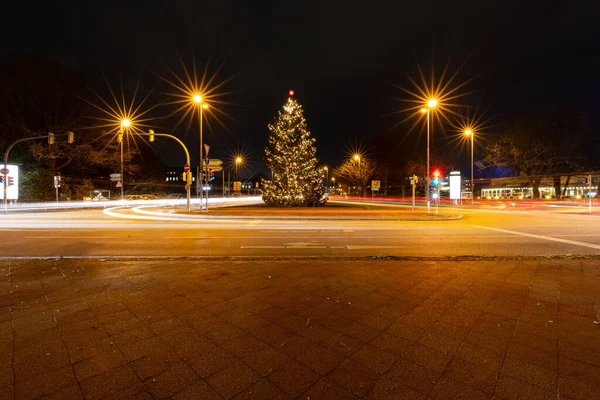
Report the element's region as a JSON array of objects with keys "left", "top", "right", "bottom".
[
  {"left": 25, "top": 236, "right": 117, "bottom": 239},
  {"left": 240, "top": 246, "right": 285, "bottom": 249},
  {"left": 345, "top": 245, "right": 404, "bottom": 250},
  {"left": 474, "top": 226, "right": 600, "bottom": 250}
]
